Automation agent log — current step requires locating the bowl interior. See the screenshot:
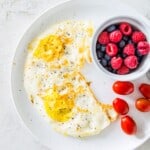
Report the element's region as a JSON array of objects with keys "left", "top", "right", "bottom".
[{"left": 92, "top": 16, "right": 150, "bottom": 81}]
